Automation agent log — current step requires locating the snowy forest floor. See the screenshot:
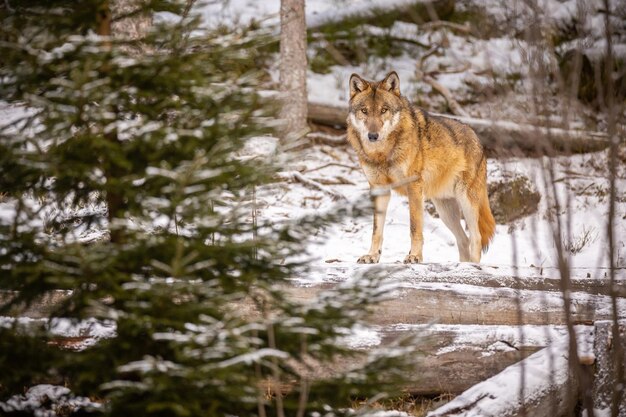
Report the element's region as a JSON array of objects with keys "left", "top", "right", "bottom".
[{"left": 249, "top": 137, "right": 626, "bottom": 280}]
